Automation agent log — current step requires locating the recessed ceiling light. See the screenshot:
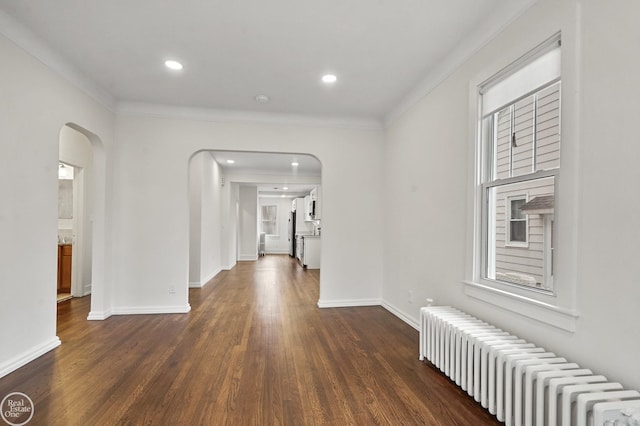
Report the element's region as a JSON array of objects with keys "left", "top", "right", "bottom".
[
  {"left": 291, "top": 162, "right": 299, "bottom": 167},
  {"left": 164, "top": 60, "right": 183, "bottom": 70},
  {"left": 283, "top": 187, "right": 289, "bottom": 190},
  {"left": 226, "top": 160, "right": 235, "bottom": 164},
  {"left": 255, "top": 94, "right": 270, "bottom": 104},
  {"left": 322, "top": 74, "right": 337, "bottom": 83}
]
